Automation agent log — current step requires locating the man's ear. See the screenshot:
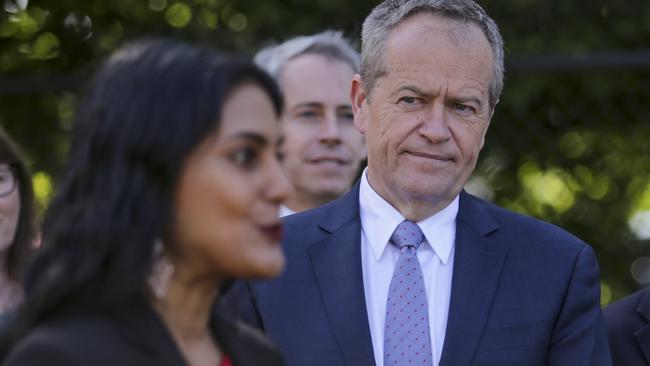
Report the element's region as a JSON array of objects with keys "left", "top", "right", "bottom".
[{"left": 350, "top": 74, "right": 367, "bottom": 135}]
